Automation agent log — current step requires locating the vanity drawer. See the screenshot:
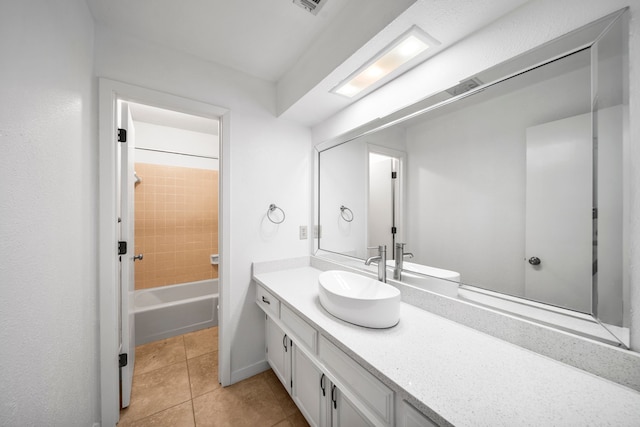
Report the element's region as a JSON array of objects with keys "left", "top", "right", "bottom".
[
  {"left": 256, "top": 284, "right": 280, "bottom": 318},
  {"left": 281, "top": 305, "right": 317, "bottom": 353},
  {"left": 319, "top": 335, "right": 394, "bottom": 426}
]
